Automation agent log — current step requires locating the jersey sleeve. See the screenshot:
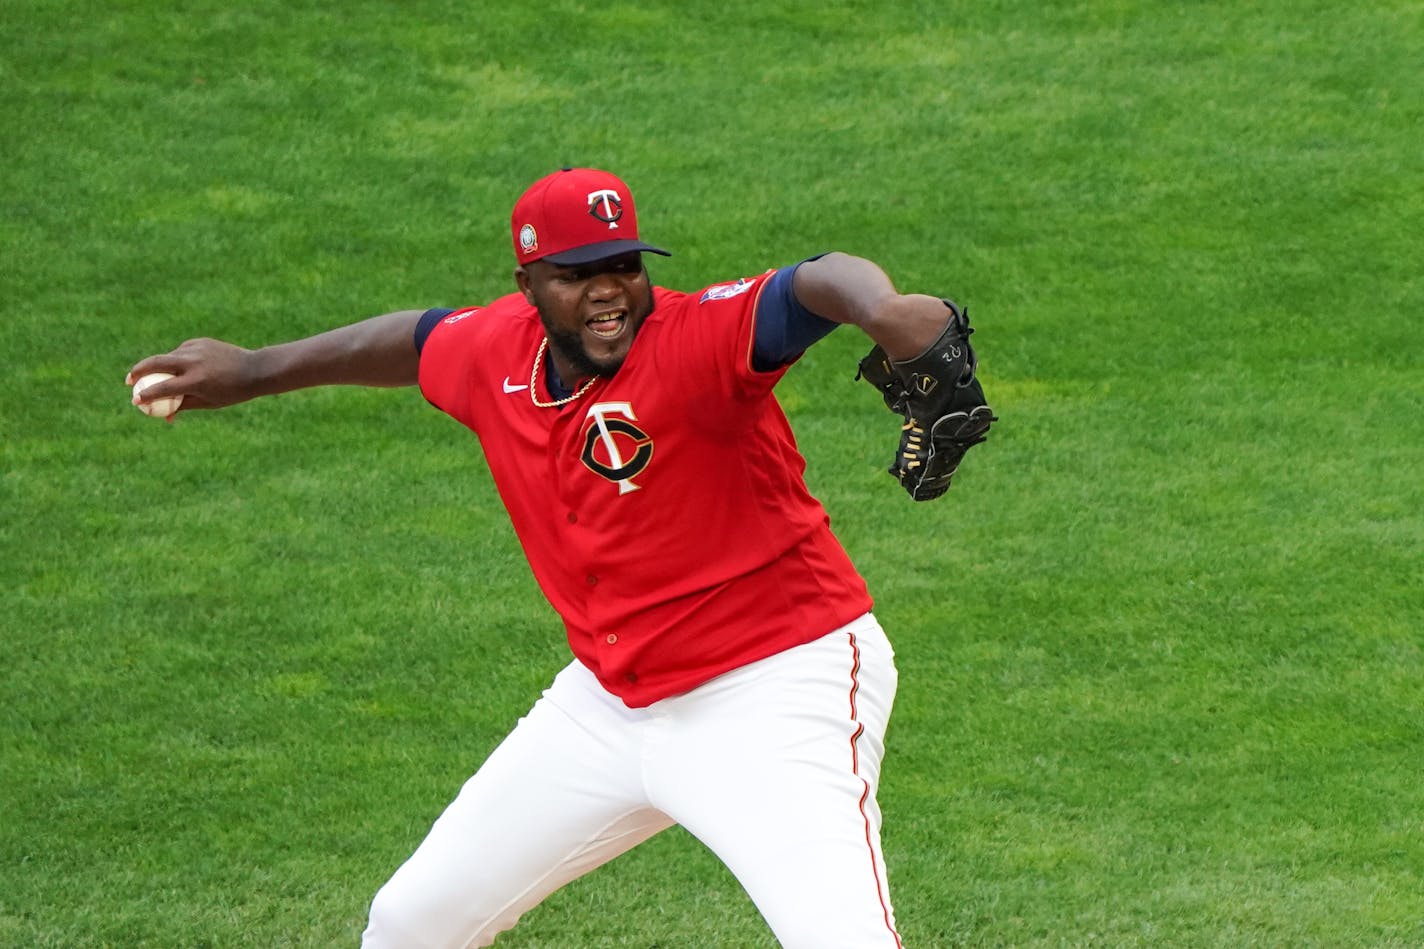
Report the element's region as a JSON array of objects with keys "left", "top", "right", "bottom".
[
  {"left": 416, "top": 306, "right": 484, "bottom": 423},
  {"left": 663, "top": 270, "right": 792, "bottom": 405},
  {"left": 673, "top": 259, "right": 838, "bottom": 403},
  {"left": 751, "top": 258, "right": 838, "bottom": 371}
]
